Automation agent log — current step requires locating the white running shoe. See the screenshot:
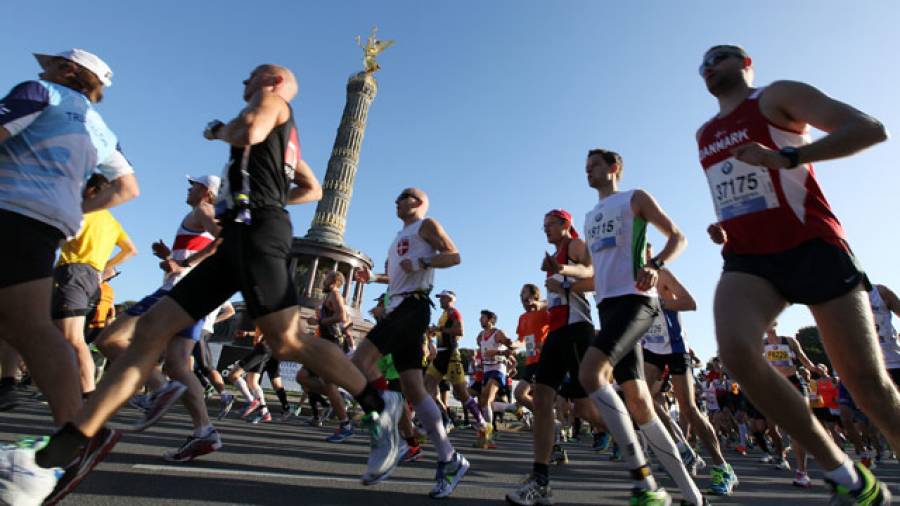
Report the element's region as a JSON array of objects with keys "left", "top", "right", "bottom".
[
  {"left": 360, "top": 391, "right": 402, "bottom": 485},
  {"left": 429, "top": 452, "right": 470, "bottom": 499},
  {"left": 0, "top": 438, "right": 62, "bottom": 506}
]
